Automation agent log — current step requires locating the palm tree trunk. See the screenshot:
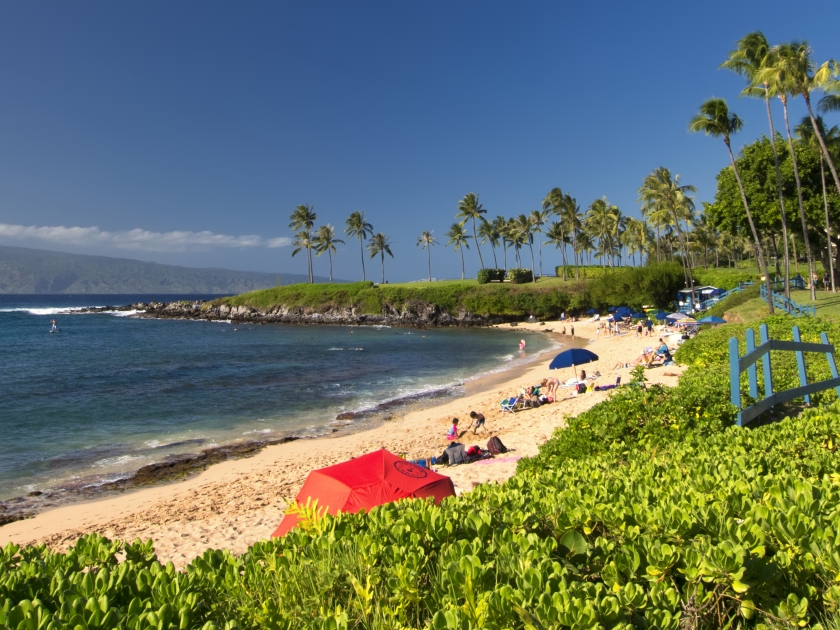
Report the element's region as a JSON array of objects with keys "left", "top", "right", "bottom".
[
  {"left": 502, "top": 240, "right": 508, "bottom": 271},
  {"left": 328, "top": 250, "right": 333, "bottom": 283},
  {"left": 771, "top": 235, "right": 780, "bottom": 276},
  {"left": 792, "top": 234, "right": 799, "bottom": 273},
  {"left": 472, "top": 219, "right": 485, "bottom": 269},
  {"left": 764, "top": 89, "right": 791, "bottom": 298},
  {"left": 655, "top": 227, "right": 661, "bottom": 262},
  {"left": 460, "top": 249, "right": 465, "bottom": 280},
  {"left": 359, "top": 239, "right": 366, "bottom": 282},
  {"left": 381, "top": 252, "right": 385, "bottom": 284},
  {"left": 538, "top": 239, "right": 543, "bottom": 277},
  {"left": 573, "top": 231, "right": 580, "bottom": 279},
  {"left": 308, "top": 248, "right": 313, "bottom": 283},
  {"left": 822, "top": 153, "right": 836, "bottom": 292},
  {"left": 528, "top": 243, "right": 536, "bottom": 282},
  {"left": 666, "top": 204, "right": 696, "bottom": 307},
  {"left": 490, "top": 244, "right": 498, "bottom": 269},
  {"left": 782, "top": 96, "right": 817, "bottom": 300},
  {"left": 726, "top": 138, "right": 775, "bottom": 315},
  {"left": 805, "top": 94, "right": 840, "bottom": 200},
  {"left": 428, "top": 247, "right": 432, "bottom": 282}
]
